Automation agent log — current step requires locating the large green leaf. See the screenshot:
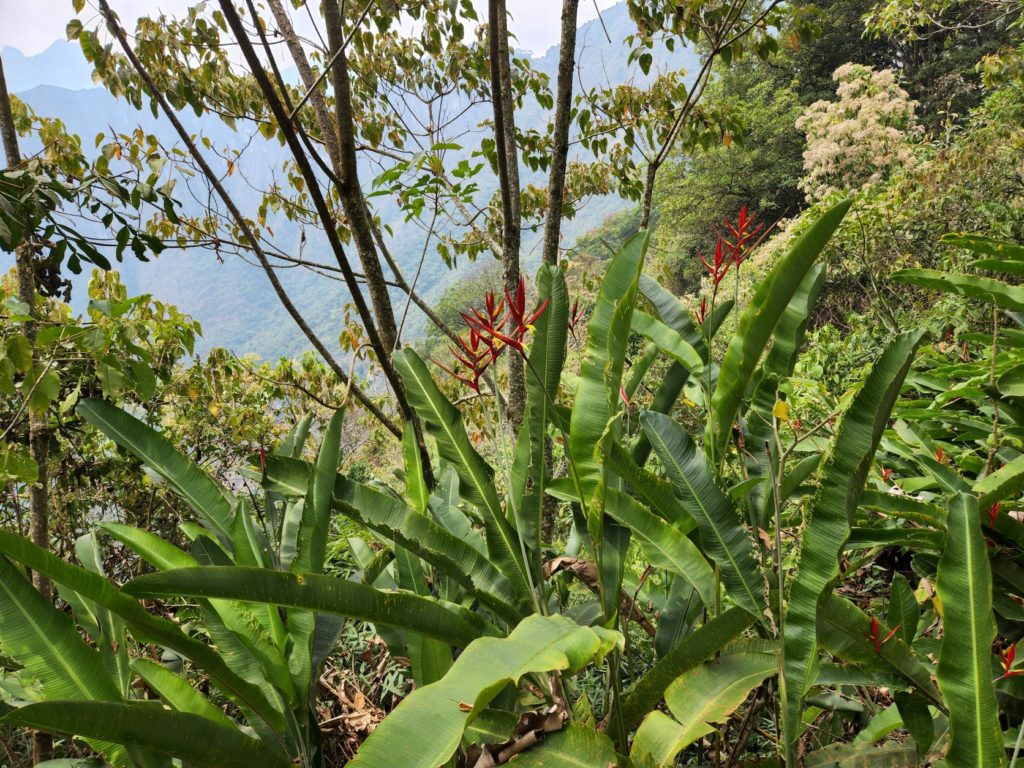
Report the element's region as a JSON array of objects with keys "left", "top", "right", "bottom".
[
  {"left": 631, "top": 310, "right": 704, "bottom": 376},
  {"left": 124, "top": 566, "right": 485, "bottom": 647},
  {"left": 893, "top": 268, "right": 1024, "bottom": 311},
  {"left": 348, "top": 615, "right": 621, "bottom": 768},
  {"left": 130, "top": 658, "right": 235, "bottom": 727},
  {"left": 77, "top": 399, "right": 233, "bottom": 540},
  {"left": 0, "top": 555, "right": 125, "bottom": 763},
  {"left": 394, "top": 348, "right": 532, "bottom": 600},
  {"left": 507, "top": 725, "right": 618, "bottom": 766},
  {"left": 569, "top": 231, "right": 648, "bottom": 498},
  {"left": 0, "top": 532, "right": 285, "bottom": 732},
  {"left": 974, "top": 453, "right": 1024, "bottom": 508},
  {"left": 522, "top": 264, "right": 568, "bottom": 563},
  {"left": 744, "top": 263, "right": 826, "bottom": 521},
  {"left": 613, "top": 607, "right": 755, "bottom": 734},
  {"left": 706, "top": 199, "right": 852, "bottom": 463},
  {"left": 604, "top": 488, "right": 715, "bottom": 609},
  {"left": 631, "top": 651, "right": 776, "bottom": 766},
  {"left": 262, "top": 456, "right": 526, "bottom": 623},
  {"left": 292, "top": 407, "right": 343, "bottom": 575},
  {"left": 1, "top": 701, "right": 292, "bottom": 768},
  {"left": 935, "top": 493, "right": 1003, "bottom": 768},
  {"left": 782, "top": 329, "right": 925, "bottom": 756},
  {"left": 816, "top": 594, "right": 942, "bottom": 709},
  {"left": 641, "top": 411, "right": 765, "bottom": 622}
]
